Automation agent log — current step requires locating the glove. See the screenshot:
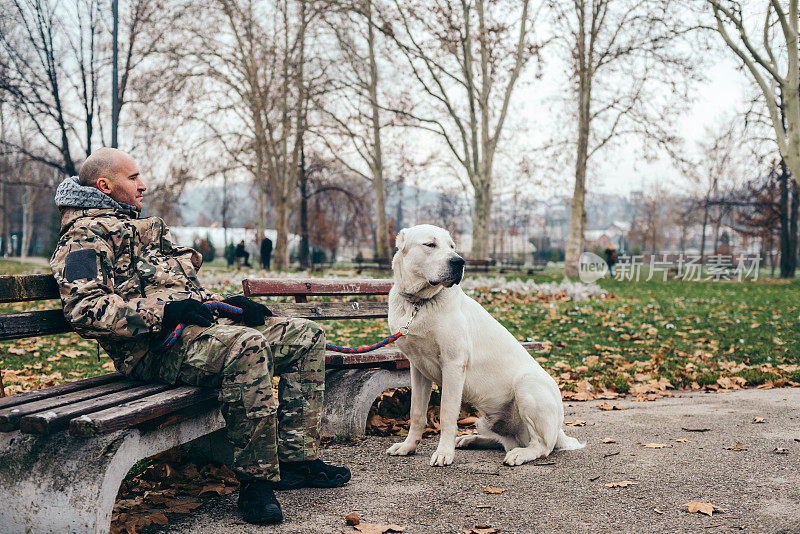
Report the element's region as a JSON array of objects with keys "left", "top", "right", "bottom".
[
  {"left": 222, "top": 295, "right": 272, "bottom": 326},
  {"left": 162, "top": 299, "right": 214, "bottom": 333}
]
